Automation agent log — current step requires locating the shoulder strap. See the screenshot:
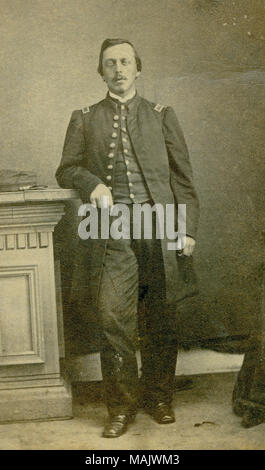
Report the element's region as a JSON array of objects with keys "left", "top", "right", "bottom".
[
  {"left": 81, "top": 106, "right": 90, "bottom": 114},
  {"left": 154, "top": 103, "right": 164, "bottom": 113}
]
